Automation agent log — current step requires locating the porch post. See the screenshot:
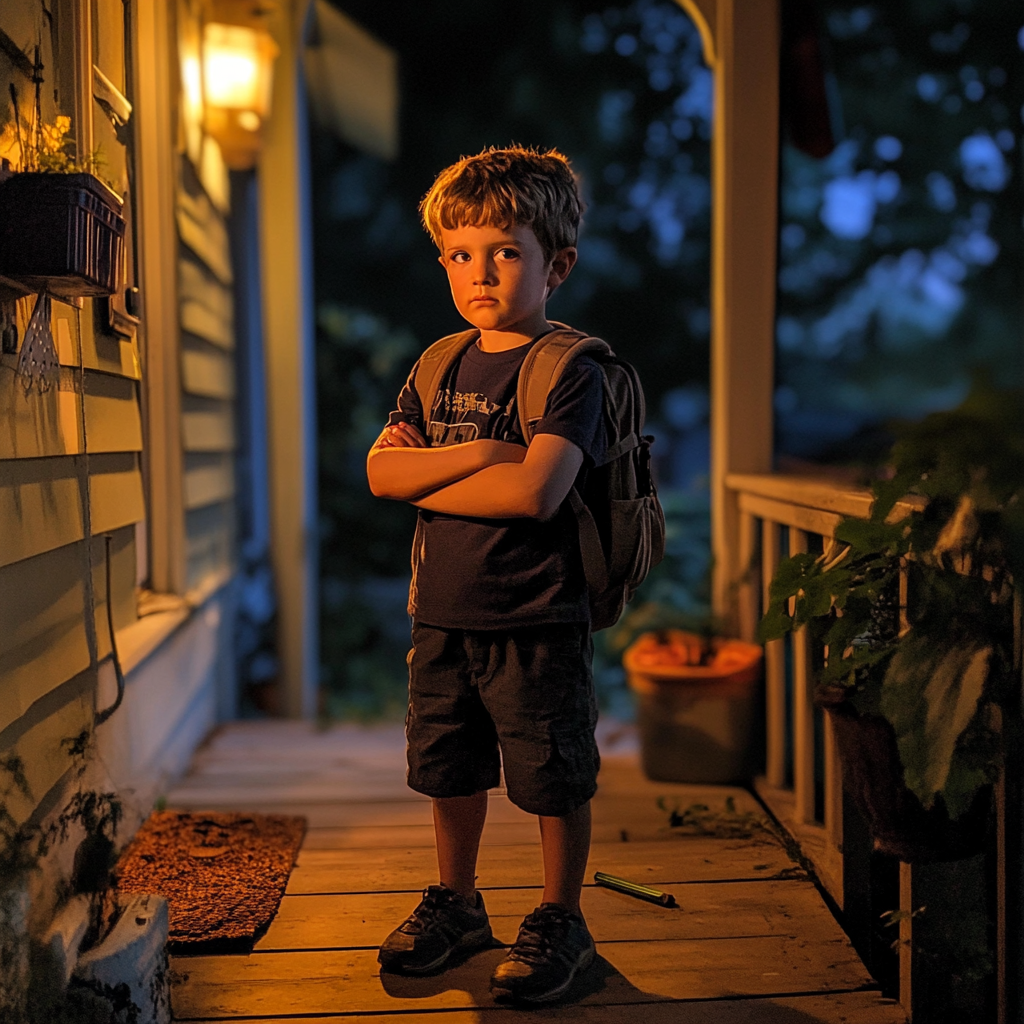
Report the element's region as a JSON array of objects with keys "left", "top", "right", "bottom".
[
  {"left": 134, "top": 0, "right": 186, "bottom": 594},
  {"left": 680, "top": 0, "right": 780, "bottom": 628},
  {"left": 258, "top": 0, "right": 319, "bottom": 718}
]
